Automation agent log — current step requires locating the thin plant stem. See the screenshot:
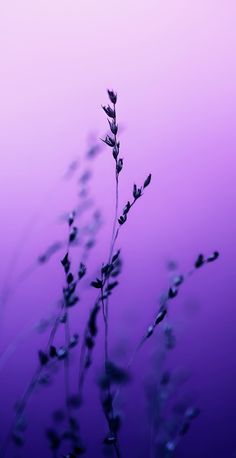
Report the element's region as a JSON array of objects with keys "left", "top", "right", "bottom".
[
  {"left": 64, "top": 317, "right": 71, "bottom": 426},
  {"left": 104, "top": 100, "right": 119, "bottom": 363},
  {"left": 100, "top": 92, "right": 122, "bottom": 458}
]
